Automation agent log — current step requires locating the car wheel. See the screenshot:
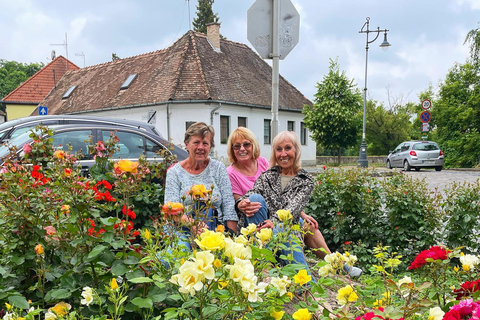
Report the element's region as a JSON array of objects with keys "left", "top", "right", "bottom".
[
  {"left": 386, "top": 160, "right": 392, "bottom": 169},
  {"left": 435, "top": 166, "right": 443, "bottom": 171},
  {"left": 403, "top": 160, "right": 411, "bottom": 171},
  {"left": 415, "top": 167, "right": 420, "bottom": 171}
]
